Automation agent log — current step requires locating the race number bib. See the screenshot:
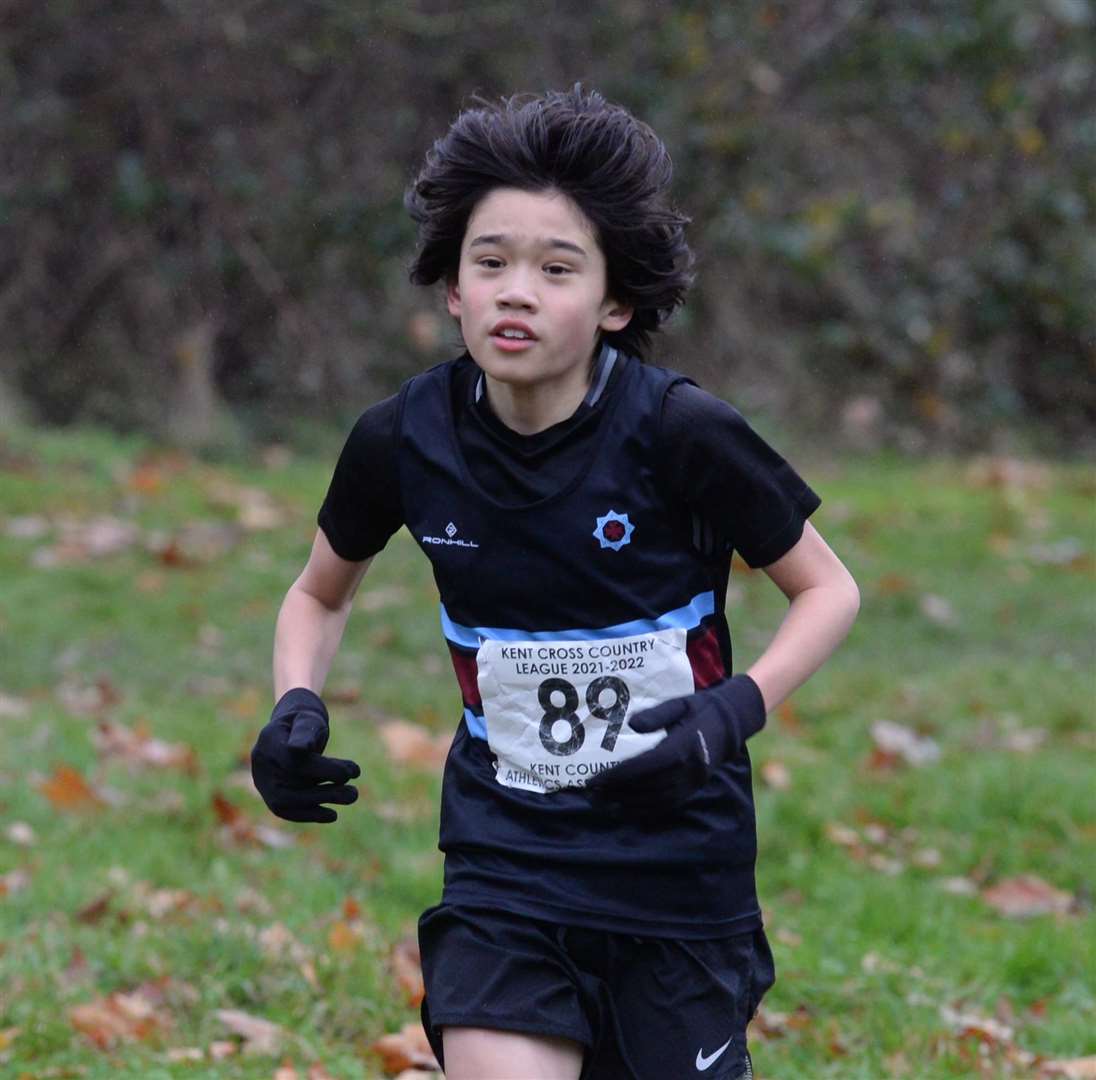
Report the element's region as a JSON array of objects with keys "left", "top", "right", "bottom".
[{"left": 476, "top": 627, "right": 695, "bottom": 793}]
